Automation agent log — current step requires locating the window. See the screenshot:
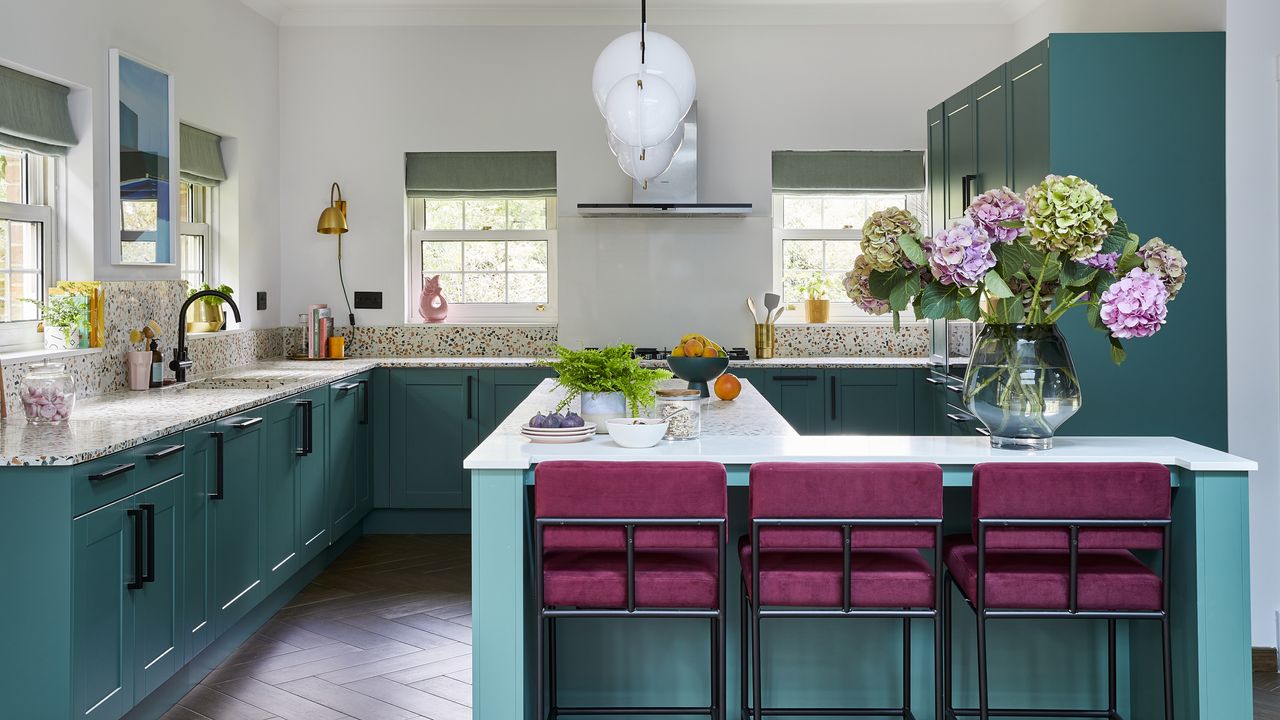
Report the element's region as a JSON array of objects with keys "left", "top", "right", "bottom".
[
  {"left": 0, "top": 146, "right": 57, "bottom": 350},
  {"left": 408, "top": 197, "right": 556, "bottom": 322},
  {"left": 179, "top": 180, "right": 213, "bottom": 288},
  {"left": 773, "top": 192, "right": 928, "bottom": 322}
]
